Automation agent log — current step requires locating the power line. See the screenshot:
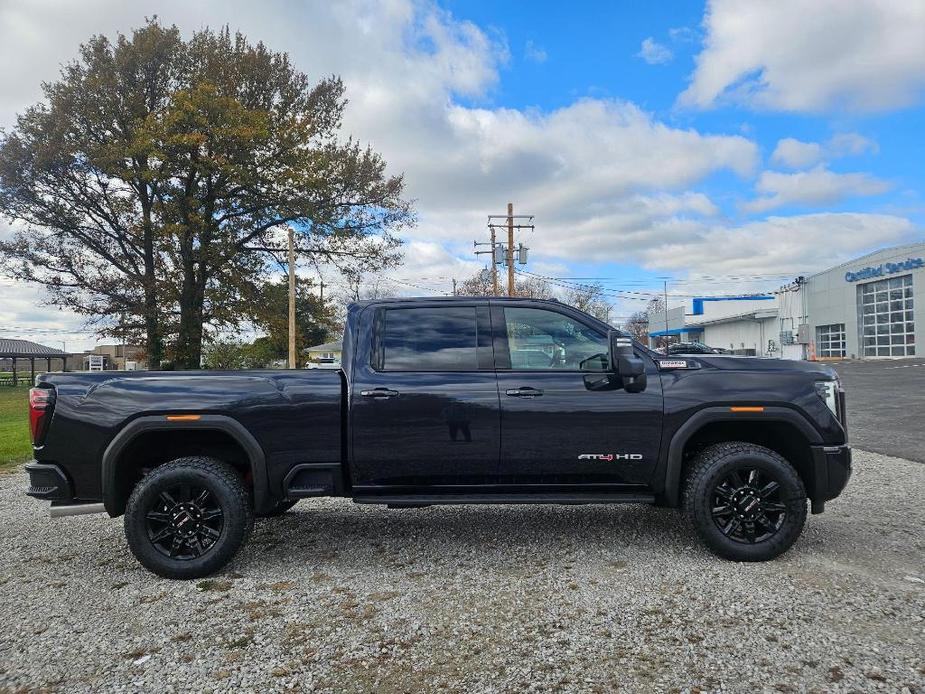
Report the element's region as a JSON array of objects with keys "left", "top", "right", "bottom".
[
  {"left": 515, "top": 269, "right": 791, "bottom": 301},
  {"left": 0, "top": 326, "right": 97, "bottom": 334}
]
